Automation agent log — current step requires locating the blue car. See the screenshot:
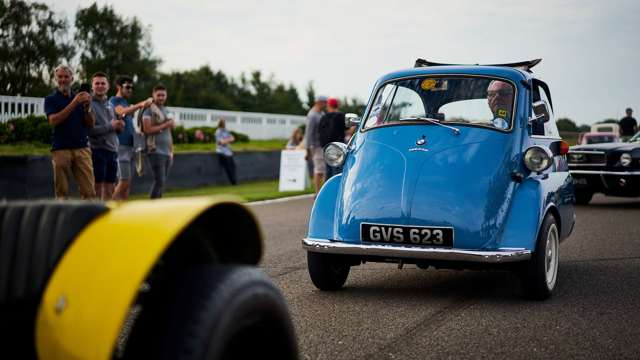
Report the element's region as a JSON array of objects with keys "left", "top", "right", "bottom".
[{"left": 303, "top": 59, "right": 576, "bottom": 300}]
